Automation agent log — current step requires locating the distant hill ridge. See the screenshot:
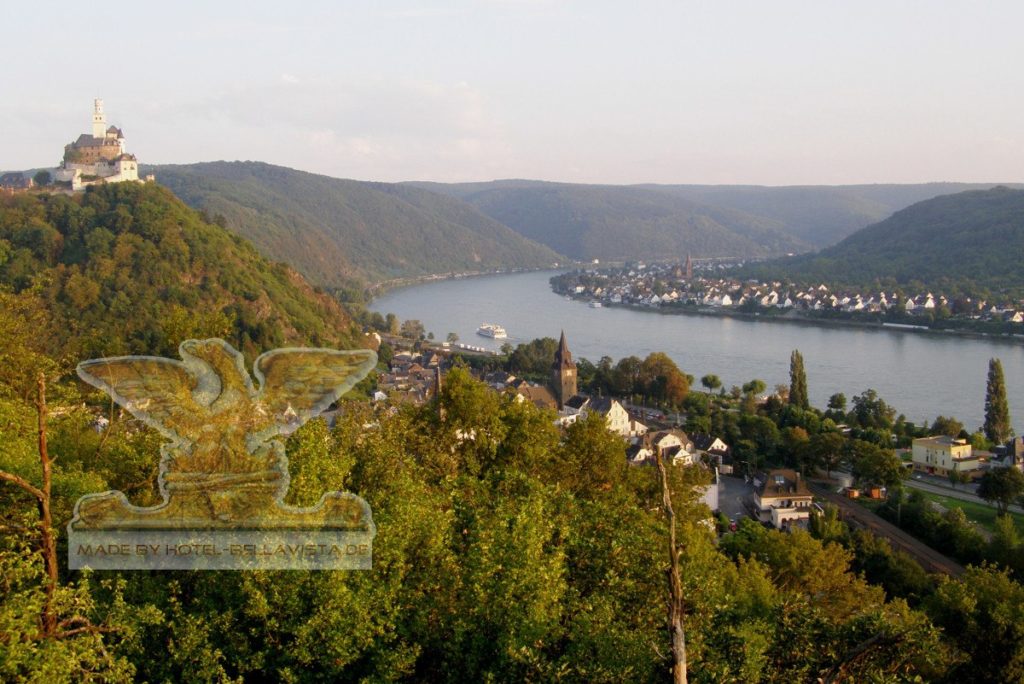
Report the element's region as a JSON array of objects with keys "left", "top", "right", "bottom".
[
  {"left": 409, "top": 179, "right": 809, "bottom": 261},
  {"left": 410, "top": 179, "right": 1022, "bottom": 259},
  {"left": 141, "top": 163, "right": 1022, "bottom": 285},
  {"left": 743, "top": 186, "right": 1024, "bottom": 296},
  {"left": 147, "top": 161, "right": 562, "bottom": 288}
]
